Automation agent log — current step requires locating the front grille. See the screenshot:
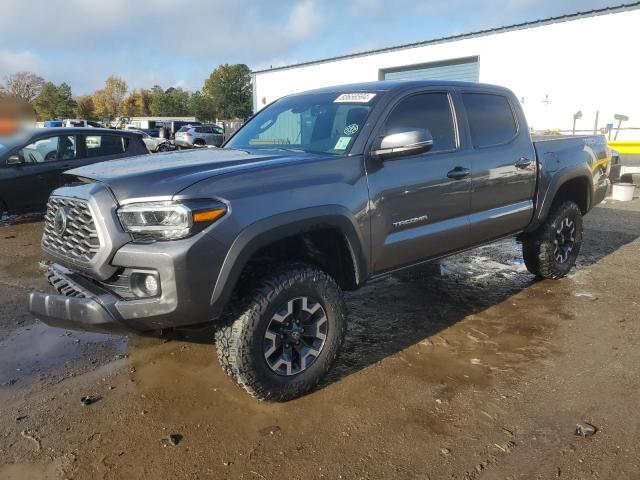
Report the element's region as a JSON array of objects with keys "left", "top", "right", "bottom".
[
  {"left": 42, "top": 197, "right": 101, "bottom": 262},
  {"left": 46, "top": 268, "right": 88, "bottom": 298}
]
